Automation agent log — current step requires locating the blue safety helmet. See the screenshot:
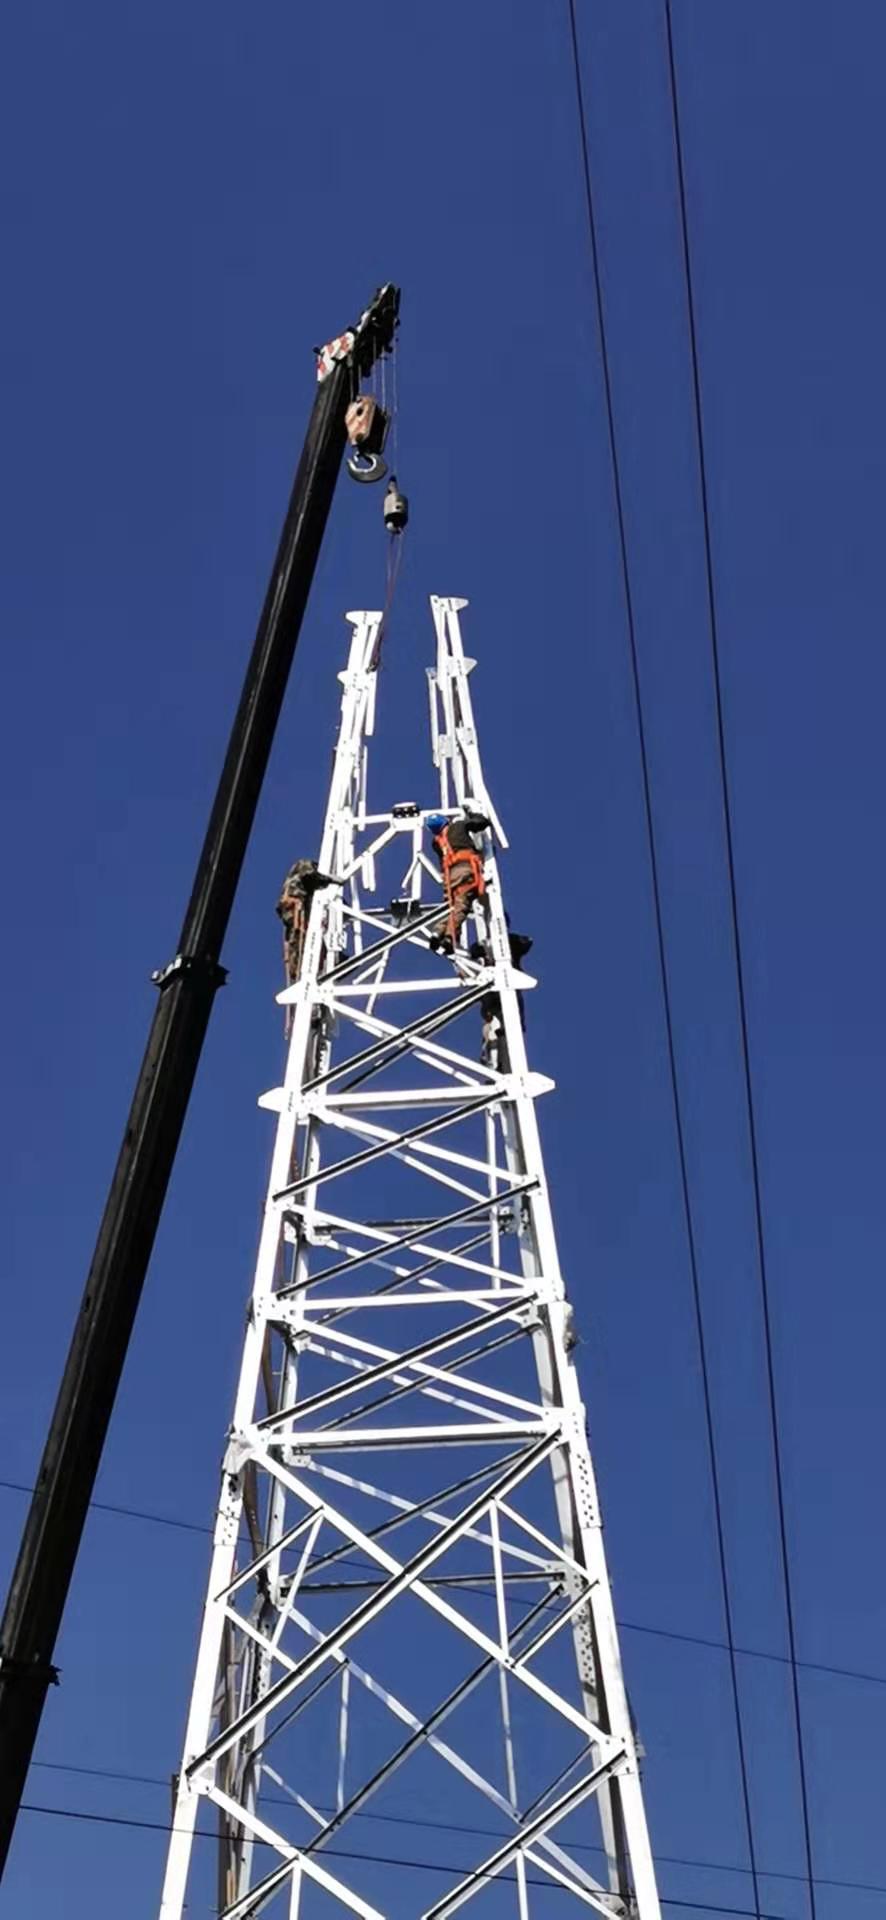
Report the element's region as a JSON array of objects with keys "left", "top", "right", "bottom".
[{"left": 426, "top": 813, "right": 448, "bottom": 834}]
